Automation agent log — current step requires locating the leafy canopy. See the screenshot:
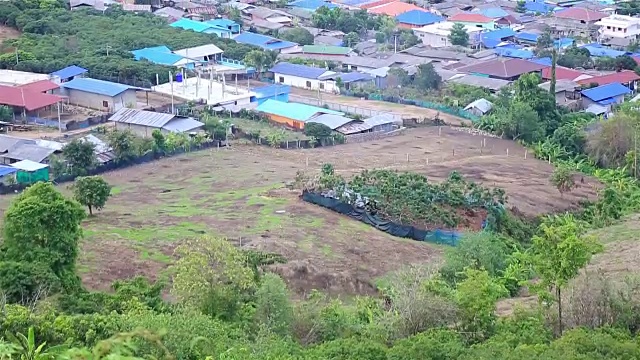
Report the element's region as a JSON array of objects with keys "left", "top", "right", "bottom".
[{"left": 72, "top": 176, "right": 111, "bottom": 216}]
